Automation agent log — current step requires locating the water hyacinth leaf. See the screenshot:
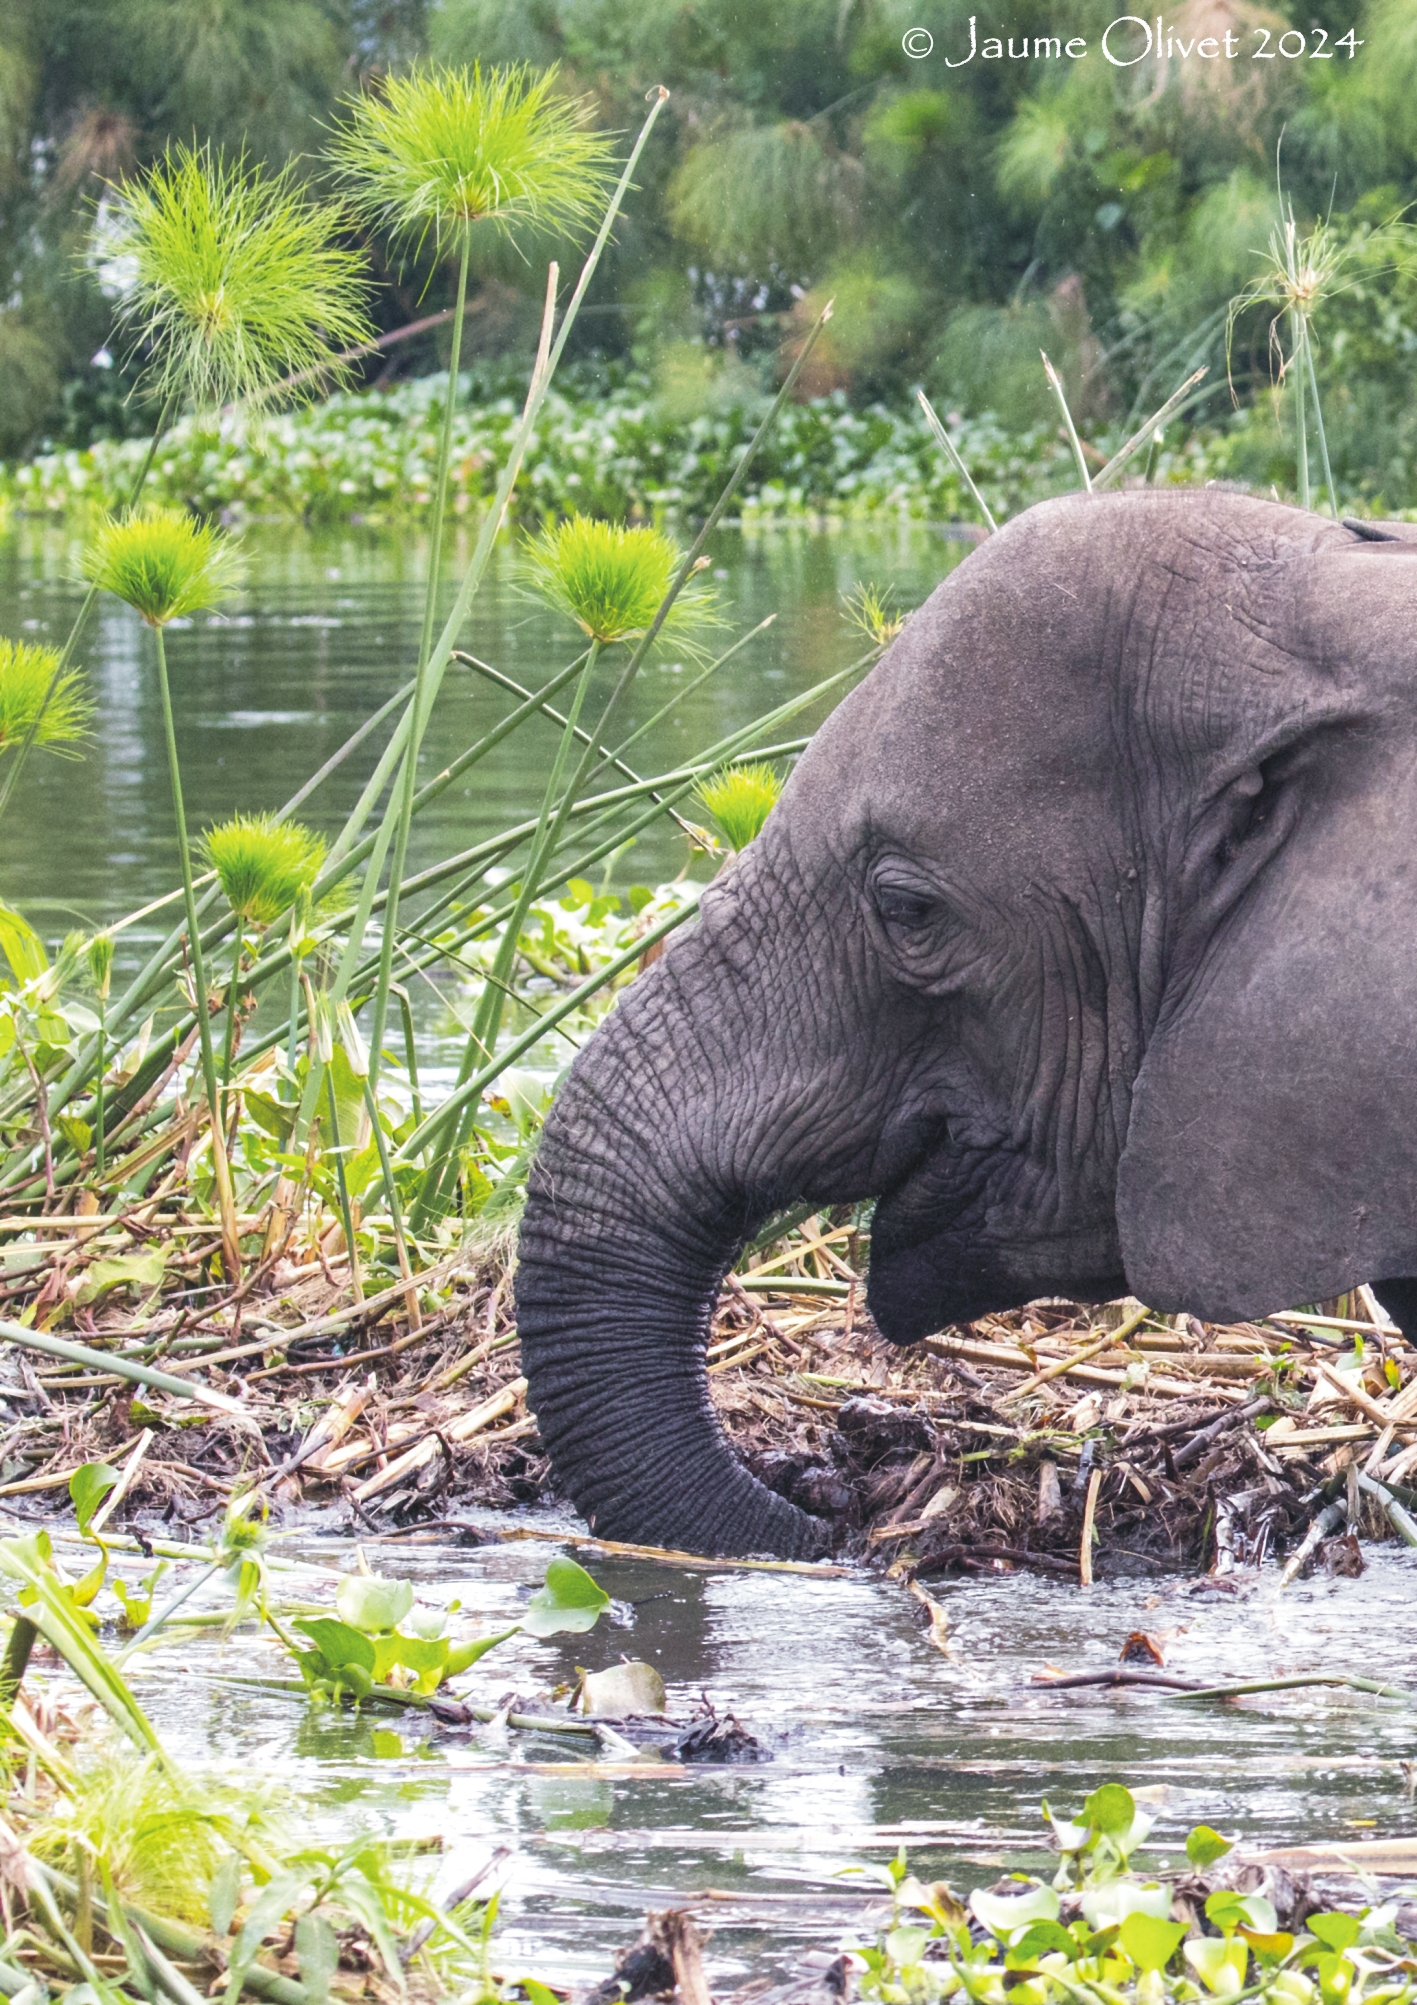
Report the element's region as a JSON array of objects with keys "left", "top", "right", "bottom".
[
  {"left": 1241, "top": 1926, "right": 1295, "bottom": 1962},
  {"left": 334, "top": 1575, "right": 414, "bottom": 1636},
  {"left": 884, "top": 1925, "right": 931, "bottom": 1970},
  {"left": 379, "top": 1633, "right": 449, "bottom": 1694},
  {"left": 969, "top": 1883, "right": 1060, "bottom": 1938},
  {"left": 1309, "top": 1913, "right": 1362, "bottom": 1953},
  {"left": 577, "top": 1660, "right": 667, "bottom": 1717},
  {"left": 293, "top": 1618, "right": 376, "bottom": 1675},
  {"left": 1045, "top": 1806, "right": 1091, "bottom": 1853},
  {"left": 69, "top": 1463, "right": 119, "bottom": 1539},
  {"left": 1187, "top": 1824, "right": 1235, "bottom": 1868},
  {"left": 1083, "top": 1782, "right": 1135, "bottom": 1837},
  {"left": 1006, "top": 1920, "right": 1077, "bottom": 1967},
  {"left": 1120, "top": 1913, "right": 1187, "bottom": 1972},
  {"left": 520, "top": 1555, "right": 611, "bottom": 1637},
  {"left": 1206, "top": 1890, "right": 1278, "bottom": 1935},
  {"left": 1081, "top": 1881, "right": 1172, "bottom": 1928},
  {"left": 1185, "top": 1935, "right": 1249, "bottom": 1996},
  {"left": 445, "top": 1627, "right": 520, "bottom": 1675}
]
